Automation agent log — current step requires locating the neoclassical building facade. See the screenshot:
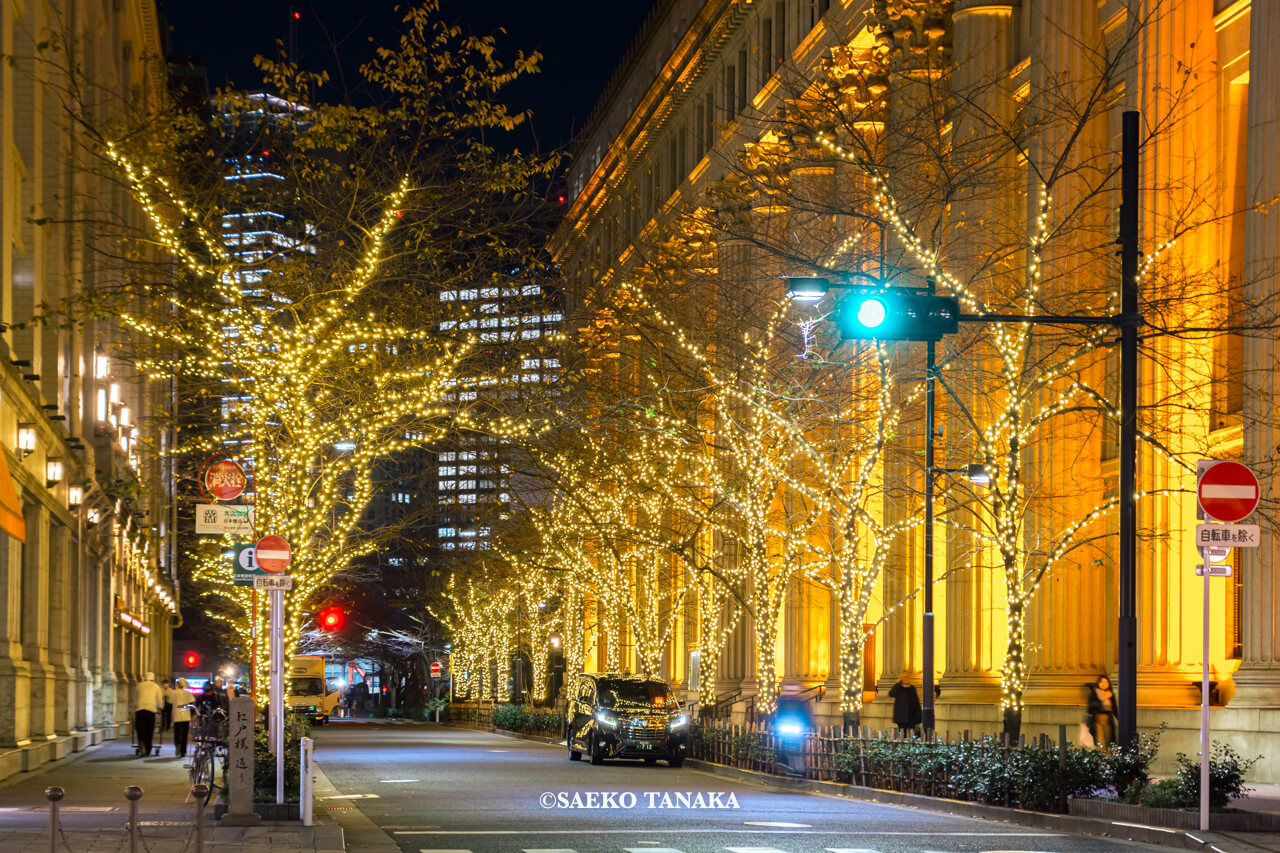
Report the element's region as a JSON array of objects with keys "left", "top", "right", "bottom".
[
  {"left": 550, "top": 0, "right": 1280, "bottom": 781},
  {"left": 0, "top": 0, "right": 178, "bottom": 781}
]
